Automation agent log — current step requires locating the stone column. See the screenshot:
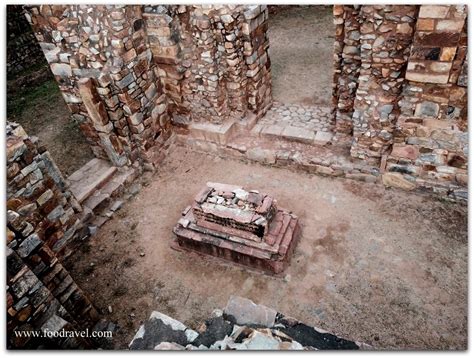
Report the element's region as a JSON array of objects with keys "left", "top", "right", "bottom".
[
  {"left": 25, "top": 5, "right": 171, "bottom": 169},
  {"left": 350, "top": 5, "right": 418, "bottom": 163},
  {"left": 242, "top": 5, "right": 272, "bottom": 120},
  {"left": 143, "top": 5, "right": 272, "bottom": 126},
  {"left": 333, "top": 5, "right": 361, "bottom": 136}
]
